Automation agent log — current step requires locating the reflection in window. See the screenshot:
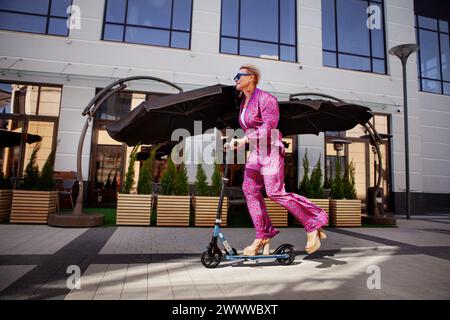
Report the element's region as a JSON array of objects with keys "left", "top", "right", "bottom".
[
  {"left": 220, "top": 0, "right": 297, "bottom": 62},
  {"left": 102, "top": 0, "right": 193, "bottom": 49},
  {"left": 0, "top": 0, "right": 72, "bottom": 36},
  {"left": 0, "top": 83, "right": 61, "bottom": 117},
  {"left": 416, "top": 15, "right": 450, "bottom": 95},
  {"left": 321, "top": 0, "right": 387, "bottom": 74}
]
